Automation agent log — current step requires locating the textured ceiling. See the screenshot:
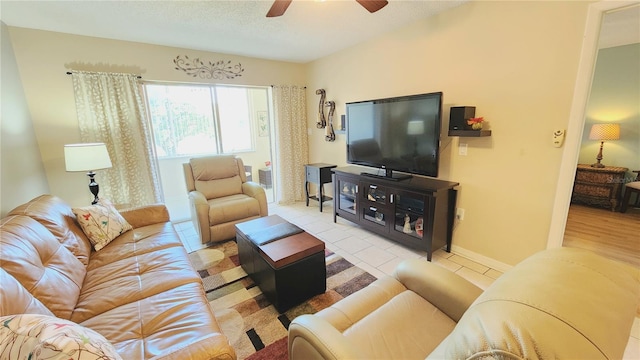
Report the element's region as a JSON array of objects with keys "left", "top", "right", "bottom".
[
  {"left": 0, "top": 0, "right": 469, "bottom": 63},
  {"left": 1, "top": 1, "right": 637, "bottom": 63}
]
